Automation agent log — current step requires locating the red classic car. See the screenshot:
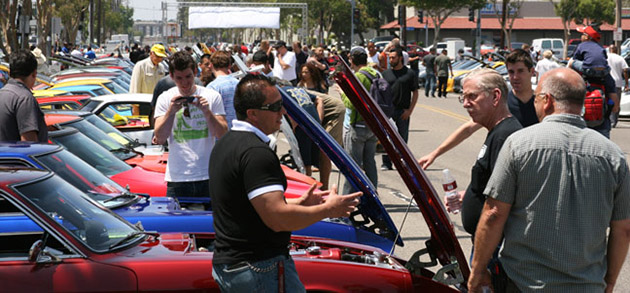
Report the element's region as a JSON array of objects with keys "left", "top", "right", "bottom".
[{"left": 0, "top": 168, "right": 455, "bottom": 292}]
